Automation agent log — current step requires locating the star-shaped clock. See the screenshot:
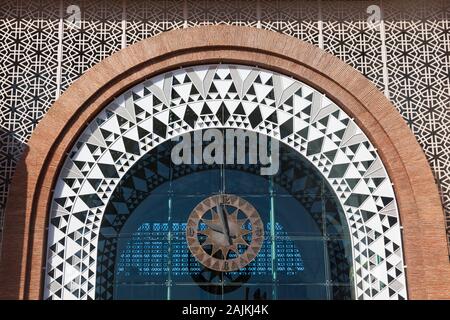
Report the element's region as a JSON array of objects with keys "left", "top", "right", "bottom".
[{"left": 186, "top": 194, "right": 264, "bottom": 272}]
